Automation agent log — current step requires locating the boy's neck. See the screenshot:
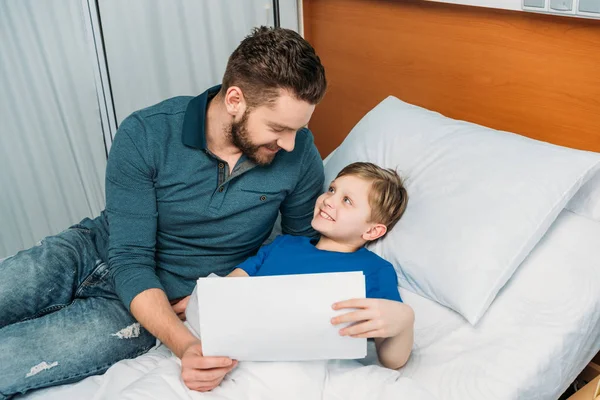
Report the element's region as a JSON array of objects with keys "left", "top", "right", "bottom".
[{"left": 315, "top": 236, "right": 363, "bottom": 253}]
